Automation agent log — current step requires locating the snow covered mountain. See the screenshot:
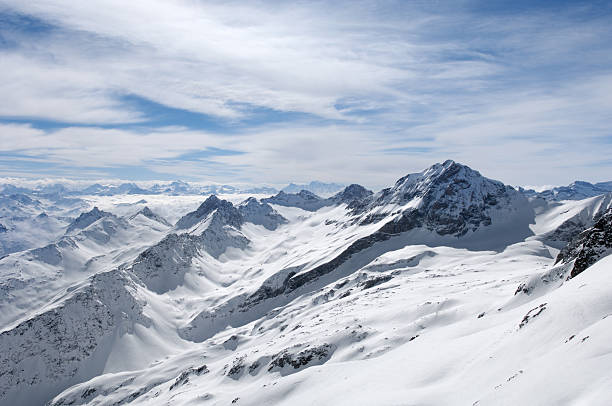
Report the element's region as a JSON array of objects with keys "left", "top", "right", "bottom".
[
  {"left": 0, "top": 180, "right": 279, "bottom": 198},
  {"left": 2, "top": 160, "right": 612, "bottom": 406},
  {"left": 555, "top": 207, "right": 612, "bottom": 278},
  {"left": 523, "top": 180, "right": 612, "bottom": 201},
  {"left": 355, "top": 160, "right": 534, "bottom": 244},
  {"left": 262, "top": 190, "right": 332, "bottom": 211},
  {"left": 238, "top": 197, "right": 287, "bottom": 231},
  {"left": 0, "top": 192, "right": 86, "bottom": 257},
  {"left": 281, "top": 181, "right": 345, "bottom": 197}
]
